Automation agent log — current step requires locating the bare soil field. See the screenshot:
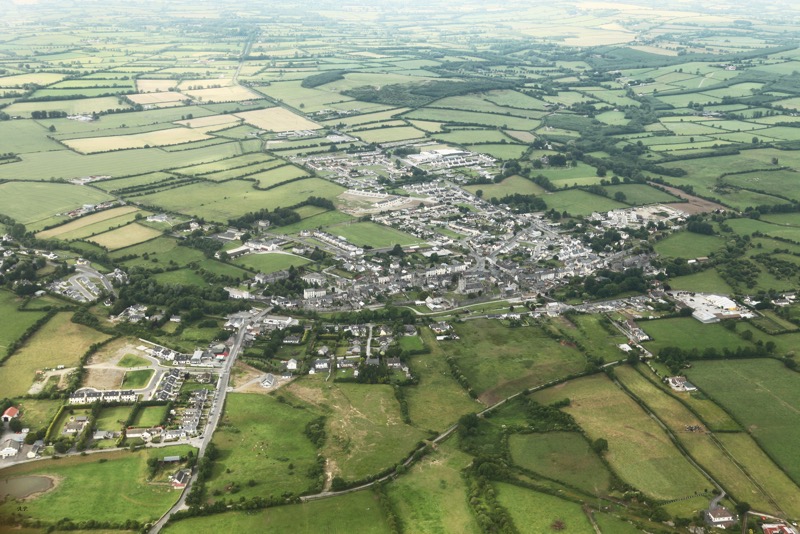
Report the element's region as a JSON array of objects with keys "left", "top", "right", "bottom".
[{"left": 649, "top": 182, "right": 727, "bottom": 214}]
